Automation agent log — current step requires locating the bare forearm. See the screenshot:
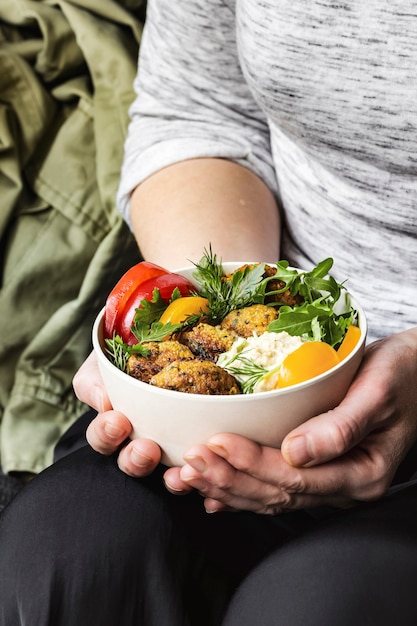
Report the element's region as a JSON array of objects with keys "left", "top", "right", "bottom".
[{"left": 129, "top": 158, "right": 281, "bottom": 269}]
